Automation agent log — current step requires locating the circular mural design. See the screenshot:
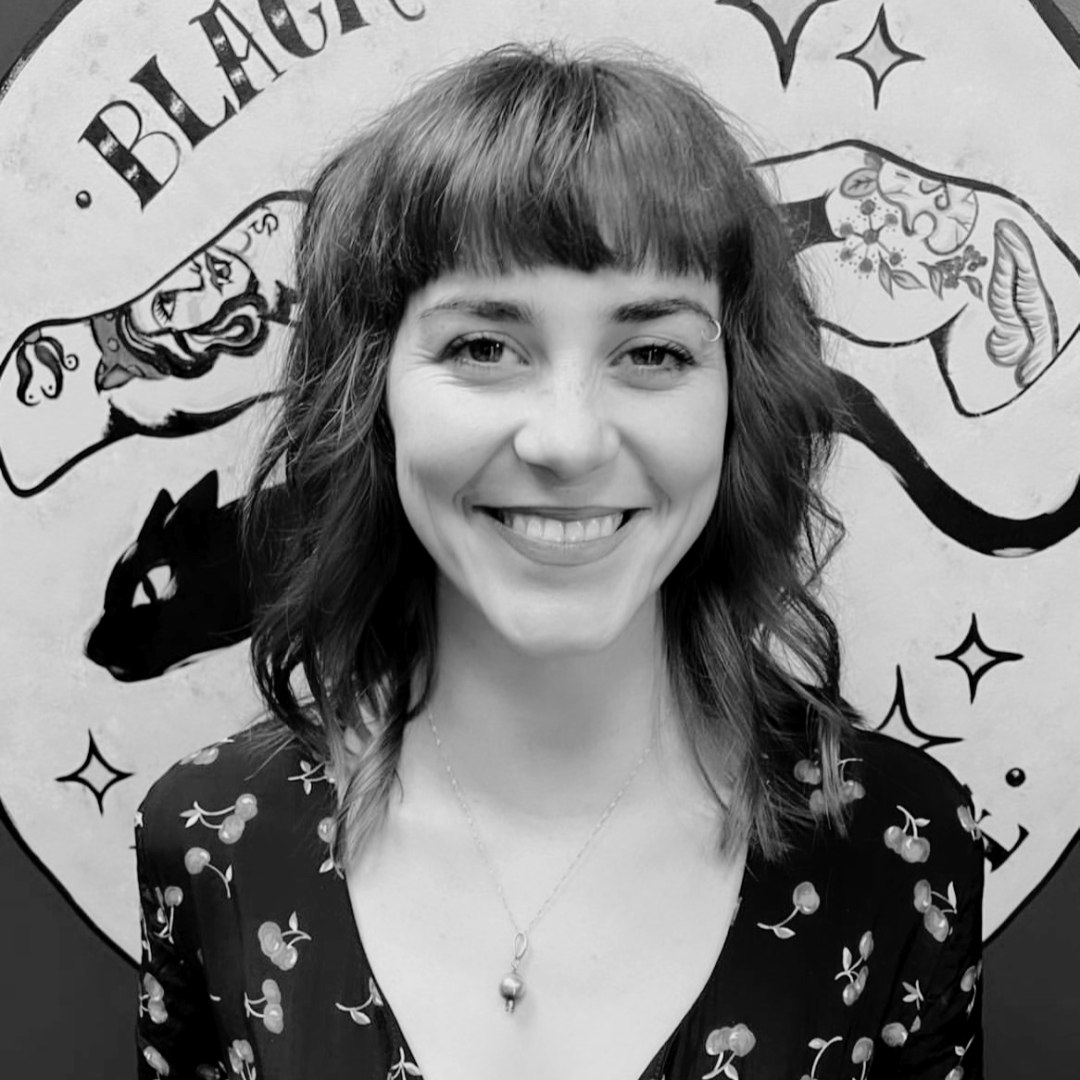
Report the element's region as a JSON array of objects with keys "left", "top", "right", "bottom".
[{"left": 2, "top": 0, "right": 1080, "bottom": 960}]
